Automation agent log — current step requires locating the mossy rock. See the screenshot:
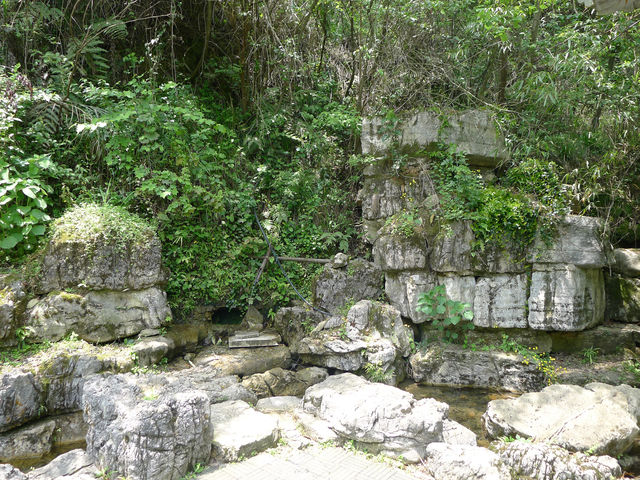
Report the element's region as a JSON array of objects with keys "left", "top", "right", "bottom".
[{"left": 37, "top": 204, "right": 166, "bottom": 293}]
